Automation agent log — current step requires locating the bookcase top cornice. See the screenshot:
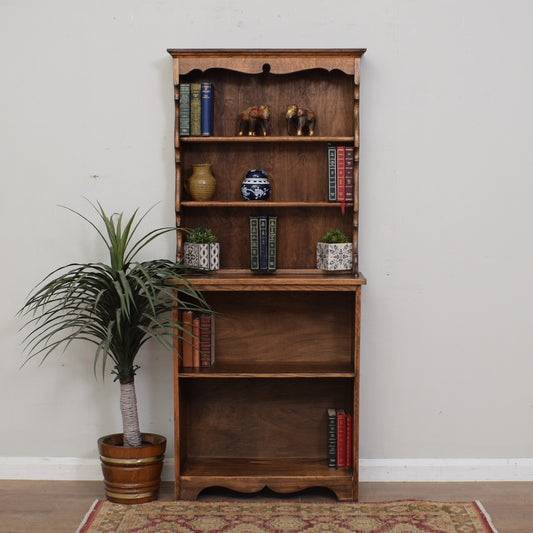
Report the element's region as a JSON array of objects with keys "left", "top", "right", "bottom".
[{"left": 167, "top": 48, "right": 366, "bottom": 77}]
